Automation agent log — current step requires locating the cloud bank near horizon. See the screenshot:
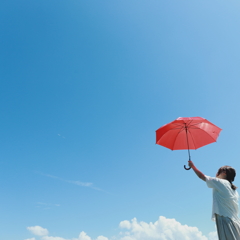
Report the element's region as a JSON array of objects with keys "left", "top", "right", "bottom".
[{"left": 26, "top": 216, "right": 218, "bottom": 240}]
